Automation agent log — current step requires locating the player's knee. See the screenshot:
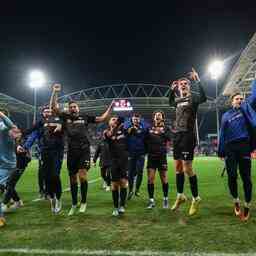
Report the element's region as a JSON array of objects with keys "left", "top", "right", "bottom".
[
  {"left": 120, "top": 178, "right": 128, "bottom": 188},
  {"left": 175, "top": 161, "right": 183, "bottom": 172},
  {"left": 147, "top": 176, "right": 154, "bottom": 184},
  {"left": 112, "top": 182, "right": 119, "bottom": 190},
  {"left": 184, "top": 169, "right": 194, "bottom": 177},
  {"left": 70, "top": 175, "right": 78, "bottom": 184},
  {"left": 228, "top": 172, "right": 238, "bottom": 180},
  {"left": 78, "top": 170, "right": 87, "bottom": 181},
  {"left": 183, "top": 161, "right": 193, "bottom": 176},
  {"left": 160, "top": 172, "right": 168, "bottom": 182}
]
